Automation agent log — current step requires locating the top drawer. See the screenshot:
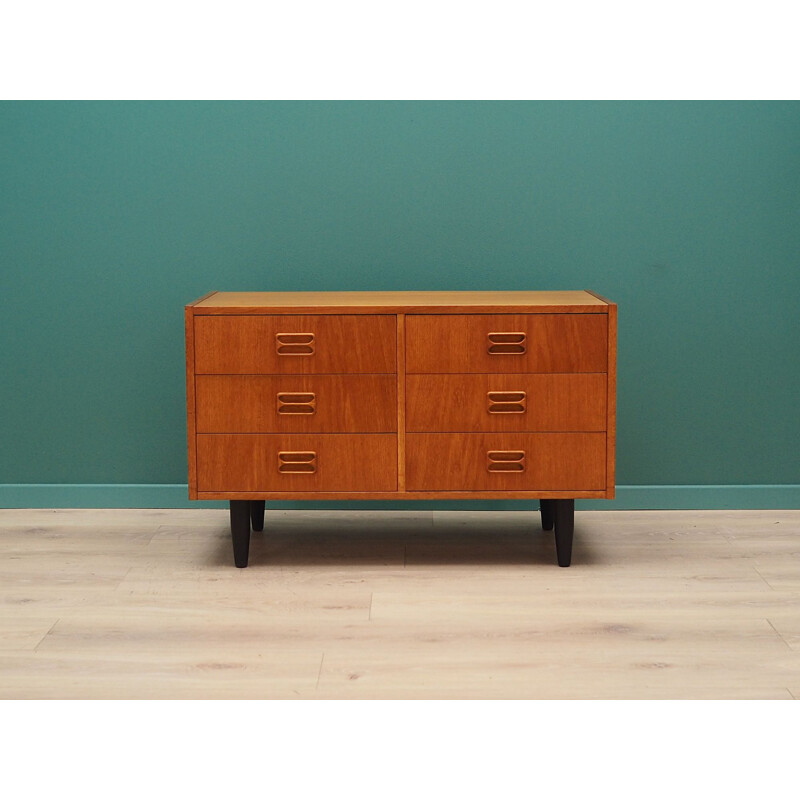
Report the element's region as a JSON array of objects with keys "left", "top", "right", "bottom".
[
  {"left": 194, "top": 315, "right": 396, "bottom": 374},
  {"left": 406, "top": 314, "right": 607, "bottom": 373}
]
